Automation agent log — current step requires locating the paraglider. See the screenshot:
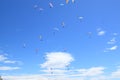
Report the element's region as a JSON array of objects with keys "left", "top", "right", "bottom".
[
  {"left": 35, "top": 48, "right": 39, "bottom": 54},
  {"left": 34, "top": 5, "right": 38, "bottom": 9},
  {"left": 54, "top": 27, "right": 59, "bottom": 31},
  {"left": 66, "top": 0, "right": 69, "bottom": 4},
  {"left": 60, "top": 3, "right": 64, "bottom": 6},
  {"left": 53, "top": 27, "right": 59, "bottom": 35},
  {"left": 63, "top": 48, "right": 67, "bottom": 52},
  {"left": 23, "top": 43, "right": 26, "bottom": 48},
  {"left": 61, "top": 22, "right": 65, "bottom": 28},
  {"left": 88, "top": 32, "right": 92, "bottom": 38},
  {"left": 72, "top": 0, "right": 75, "bottom": 3},
  {"left": 39, "top": 8, "right": 44, "bottom": 11},
  {"left": 50, "top": 68, "right": 54, "bottom": 74},
  {"left": 66, "top": 65, "right": 70, "bottom": 71},
  {"left": 49, "top": 2, "right": 53, "bottom": 8},
  {"left": 66, "top": 0, "right": 75, "bottom": 4},
  {"left": 78, "top": 16, "right": 84, "bottom": 21},
  {"left": 39, "top": 35, "right": 43, "bottom": 41}
]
